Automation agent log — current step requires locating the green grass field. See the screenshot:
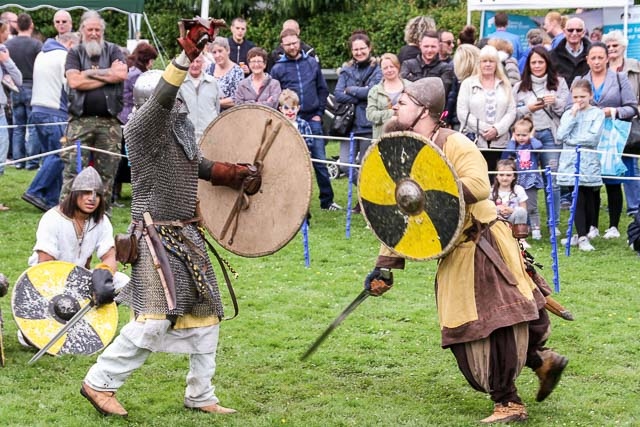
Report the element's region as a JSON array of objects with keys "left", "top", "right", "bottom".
[{"left": 1, "top": 155, "right": 639, "bottom": 426}]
